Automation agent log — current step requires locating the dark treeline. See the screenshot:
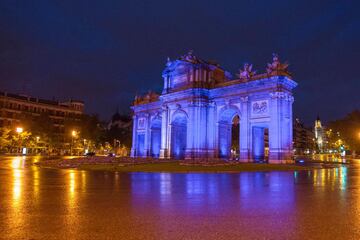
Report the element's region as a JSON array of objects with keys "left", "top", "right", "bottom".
[{"left": 328, "top": 110, "right": 360, "bottom": 152}]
